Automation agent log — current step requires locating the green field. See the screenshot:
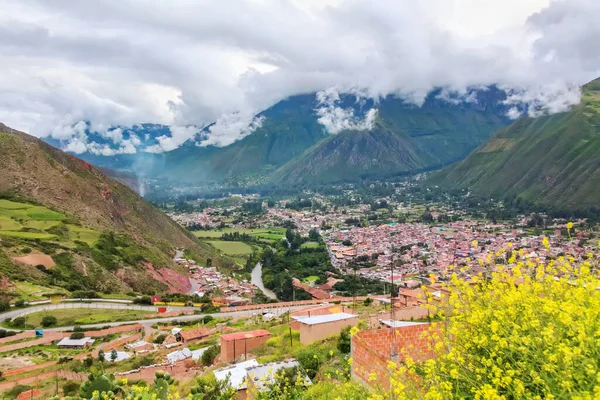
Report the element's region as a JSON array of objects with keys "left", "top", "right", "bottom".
[
  {"left": 0, "top": 199, "right": 99, "bottom": 245},
  {"left": 303, "top": 275, "right": 319, "bottom": 283},
  {"left": 193, "top": 227, "right": 285, "bottom": 240},
  {"left": 12, "top": 282, "right": 69, "bottom": 301},
  {"left": 206, "top": 240, "right": 254, "bottom": 256},
  {"left": 21, "top": 308, "right": 154, "bottom": 328},
  {"left": 301, "top": 242, "right": 320, "bottom": 249}
]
